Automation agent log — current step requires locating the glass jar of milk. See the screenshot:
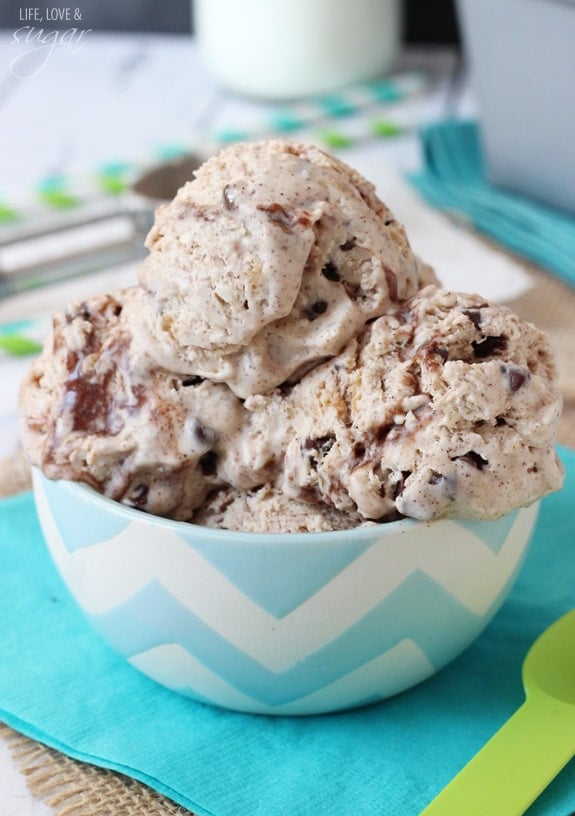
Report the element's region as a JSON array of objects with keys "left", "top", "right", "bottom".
[{"left": 193, "top": 0, "right": 401, "bottom": 100}]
